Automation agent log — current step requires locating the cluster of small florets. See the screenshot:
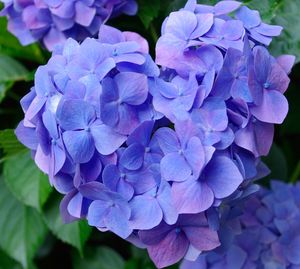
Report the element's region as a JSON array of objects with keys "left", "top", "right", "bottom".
[
  {"left": 14, "top": 0, "right": 295, "bottom": 268},
  {"left": 181, "top": 180, "right": 300, "bottom": 269},
  {"left": 0, "top": 0, "right": 137, "bottom": 50}
]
